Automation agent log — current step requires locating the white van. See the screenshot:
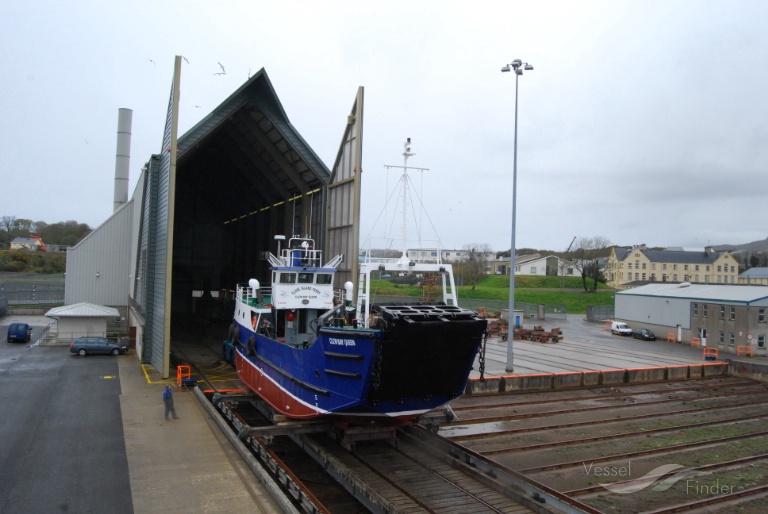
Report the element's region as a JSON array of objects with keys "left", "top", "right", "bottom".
[{"left": 610, "top": 321, "right": 632, "bottom": 336}]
